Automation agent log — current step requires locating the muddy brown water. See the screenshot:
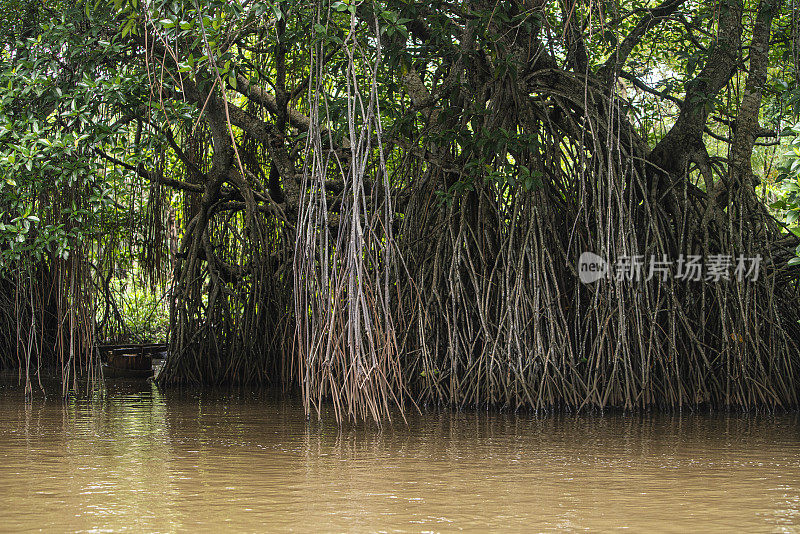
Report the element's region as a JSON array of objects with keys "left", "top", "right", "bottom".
[{"left": 1, "top": 375, "right": 799, "bottom": 532}]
